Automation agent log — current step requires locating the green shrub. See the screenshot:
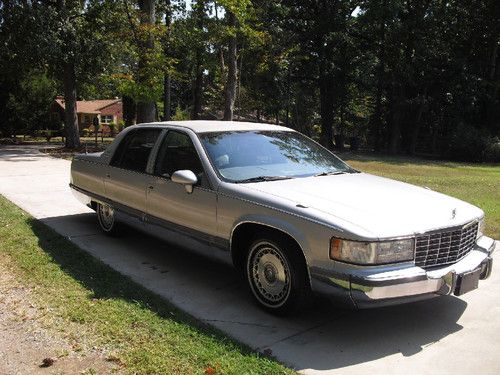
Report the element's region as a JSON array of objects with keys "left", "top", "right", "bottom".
[
  {"left": 447, "top": 123, "right": 499, "bottom": 162},
  {"left": 108, "top": 122, "right": 116, "bottom": 137},
  {"left": 118, "top": 120, "right": 125, "bottom": 131},
  {"left": 171, "top": 105, "right": 190, "bottom": 121},
  {"left": 484, "top": 138, "right": 500, "bottom": 163}
]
